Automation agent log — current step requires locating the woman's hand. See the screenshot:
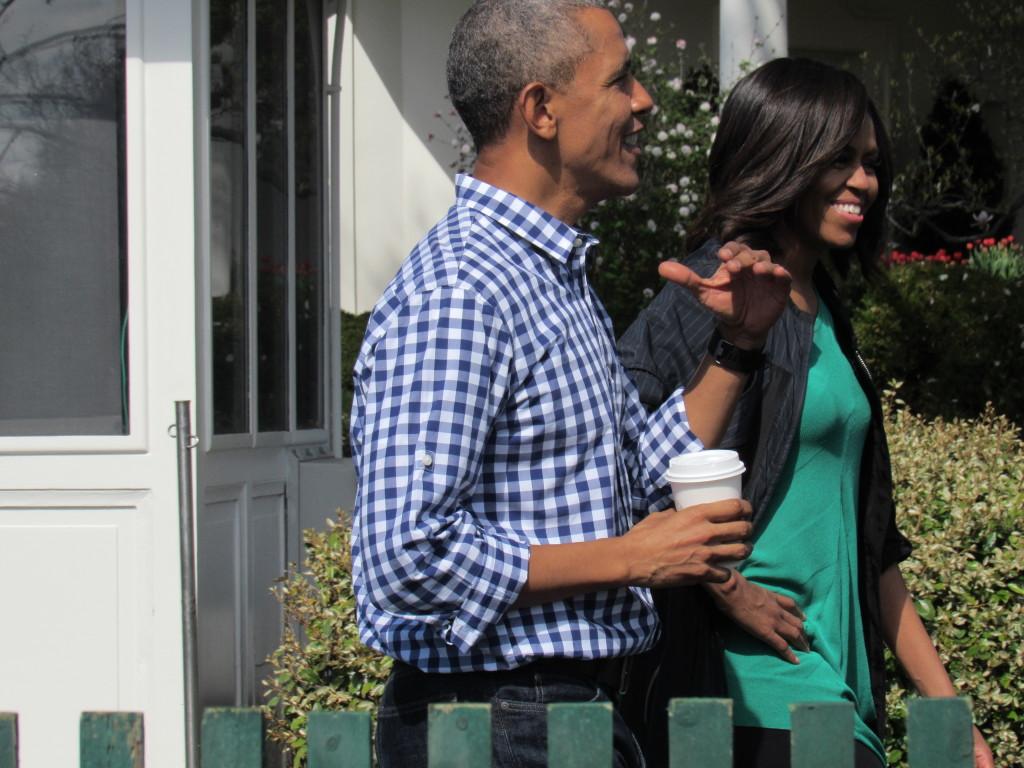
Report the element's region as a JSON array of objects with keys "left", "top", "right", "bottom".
[
  {"left": 705, "top": 570, "right": 809, "bottom": 664},
  {"left": 973, "top": 725, "right": 994, "bottom": 768},
  {"left": 658, "top": 241, "right": 791, "bottom": 350}
]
